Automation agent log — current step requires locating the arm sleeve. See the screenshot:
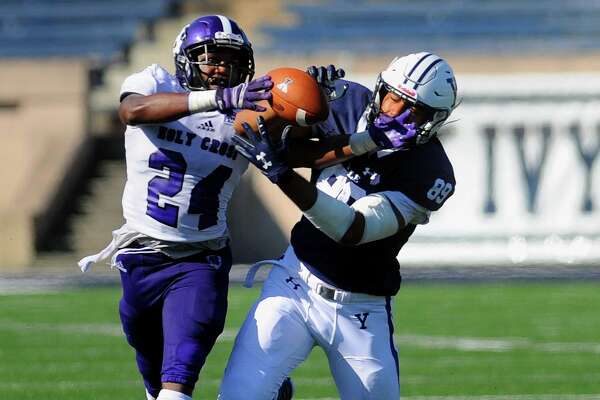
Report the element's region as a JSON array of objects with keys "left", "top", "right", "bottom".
[
  {"left": 349, "top": 191, "right": 430, "bottom": 245},
  {"left": 380, "top": 190, "right": 431, "bottom": 225}
]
